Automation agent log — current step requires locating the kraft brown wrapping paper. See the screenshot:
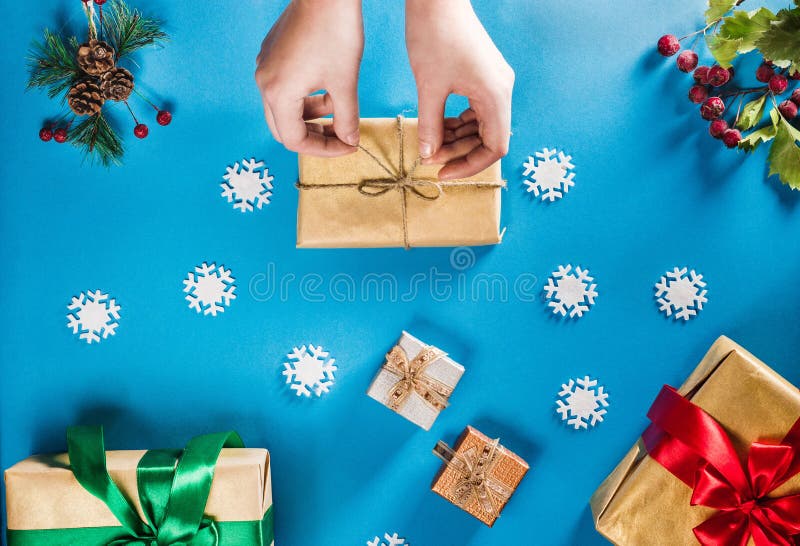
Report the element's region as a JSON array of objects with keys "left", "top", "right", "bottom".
[
  {"left": 590, "top": 336, "right": 800, "bottom": 546},
  {"left": 5, "top": 448, "right": 272, "bottom": 530},
  {"left": 297, "top": 118, "right": 504, "bottom": 248},
  {"left": 432, "top": 426, "right": 528, "bottom": 526}
]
